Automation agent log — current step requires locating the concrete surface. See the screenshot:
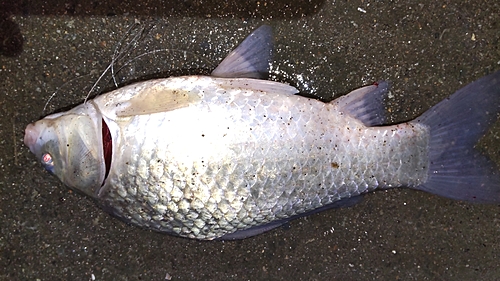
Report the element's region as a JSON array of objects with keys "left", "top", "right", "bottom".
[{"left": 1, "top": 0, "right": 499, "bottom": 280}]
